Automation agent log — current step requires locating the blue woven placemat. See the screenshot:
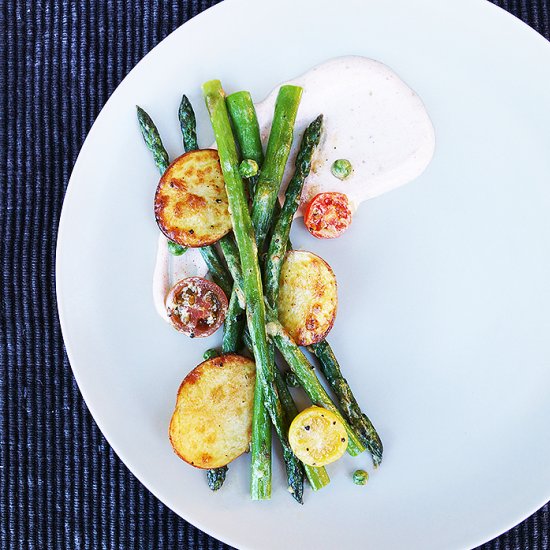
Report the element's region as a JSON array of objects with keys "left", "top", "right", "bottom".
[{"left": 0, "top": 1, "right": 548, "bottom": 548}]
